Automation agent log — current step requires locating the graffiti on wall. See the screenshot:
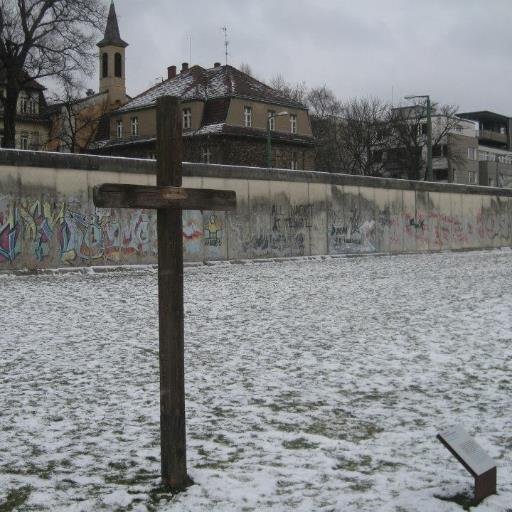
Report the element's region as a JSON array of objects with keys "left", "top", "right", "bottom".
[
  {"left": 329, "top": 207, "right": 376, "bottom": 253},
  {"left": 1, "top": 185, "right": 511, "bottom": 268},
  {"left": 245, "top": 202, "right": 313, "bottom": 256},
  {"left": 204, "top": 214, "right": 223, "bottom": 247},
  {"left": 0, "top": 197, "right": 20, "bottom": 263},
  {"left": 0, "top": 195, "right": 159, "bottom": 265}
]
